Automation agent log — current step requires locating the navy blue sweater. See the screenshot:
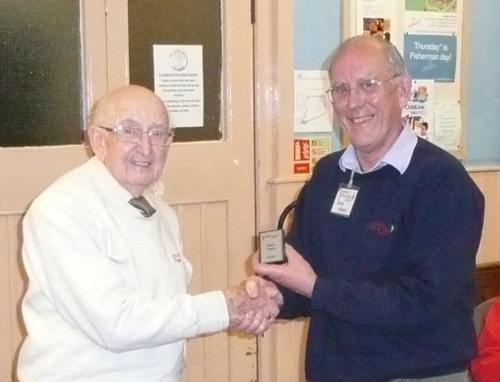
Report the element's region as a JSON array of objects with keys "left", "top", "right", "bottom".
[{"left": 282, "top": 139, "right": 485, "bottom": 382}]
